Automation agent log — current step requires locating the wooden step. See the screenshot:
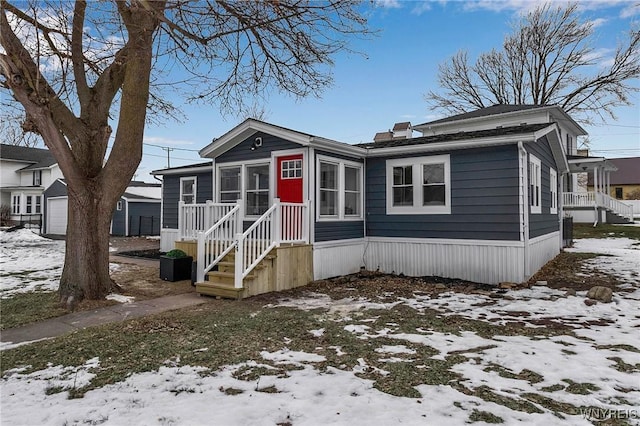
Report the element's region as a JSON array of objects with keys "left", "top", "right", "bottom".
[
  {"left": 196, "top": 282, "right": 244, "bottom": 300},
  {"left": 206, "top": 271, "right": 255, "bottom": 286}
]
